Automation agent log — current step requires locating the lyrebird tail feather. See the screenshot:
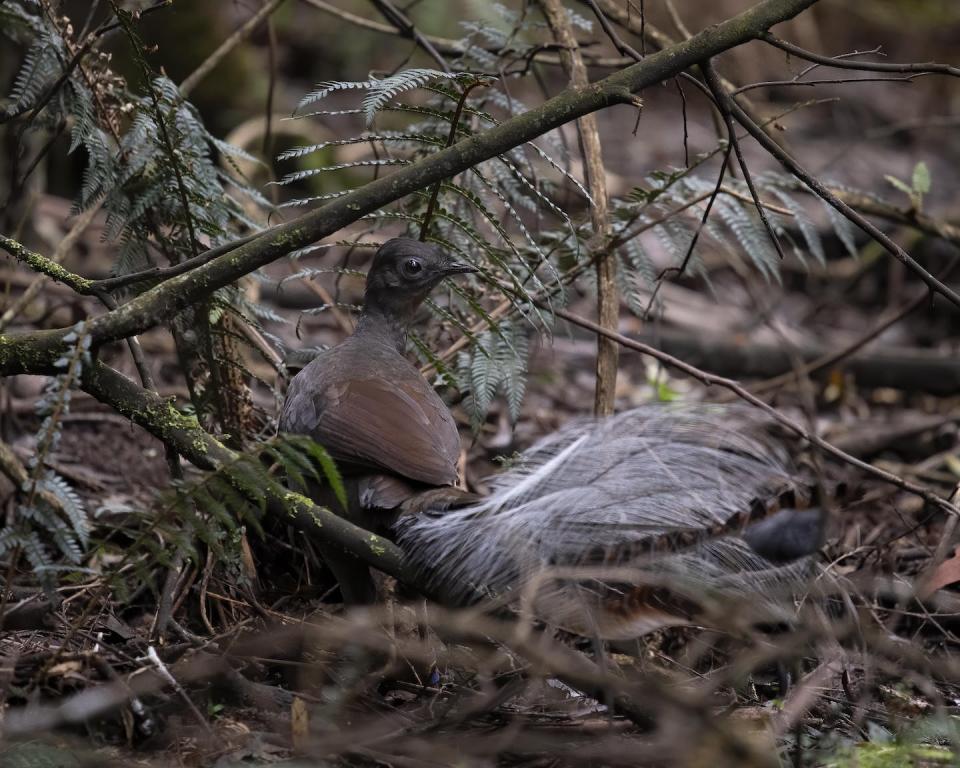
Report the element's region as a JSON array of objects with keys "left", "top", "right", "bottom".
[{"left": 396, "top": 405, "right": 822, "bottom": 639}]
